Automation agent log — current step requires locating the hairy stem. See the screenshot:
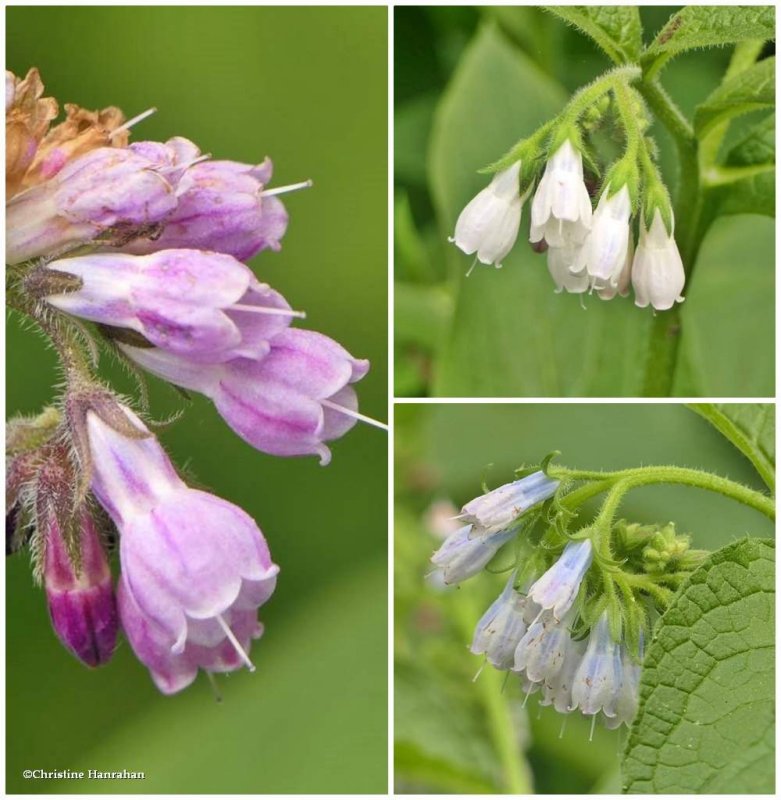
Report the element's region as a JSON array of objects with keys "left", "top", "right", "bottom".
[
  {"left": 635, "top": 79, "right": 709, "bottom": 396},
  {"left": 552, "top": 465, "right": 774, "bottom": 520}
]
